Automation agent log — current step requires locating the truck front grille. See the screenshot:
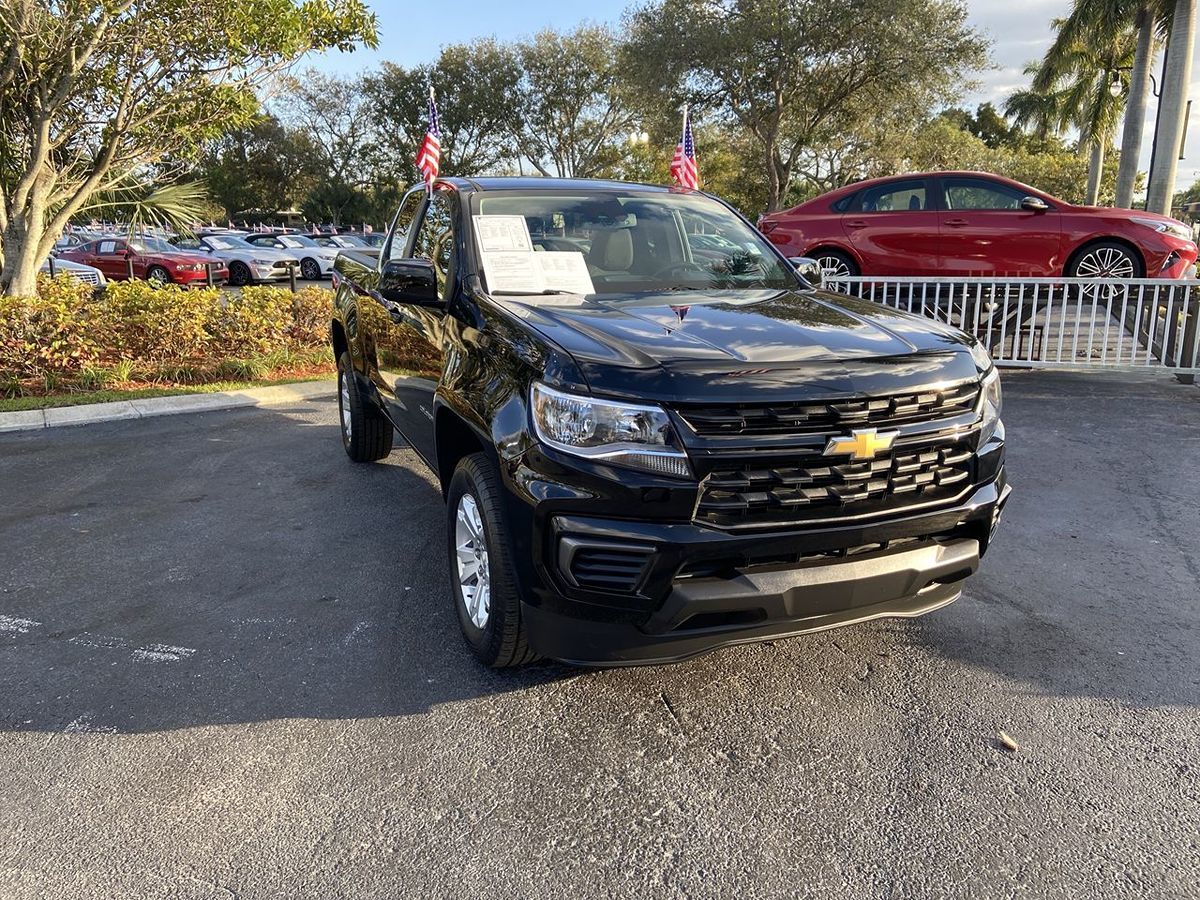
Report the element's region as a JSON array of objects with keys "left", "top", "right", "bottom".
[
  {"left": 695, "top": 437, "right": 974, "bottom": 528},
  {"left": 676, "top": 380, "right": 980, "bottom": 437}
]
